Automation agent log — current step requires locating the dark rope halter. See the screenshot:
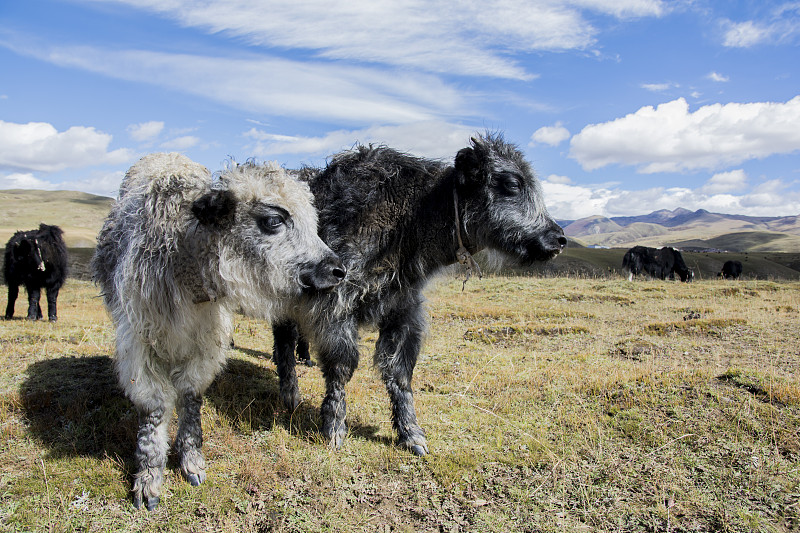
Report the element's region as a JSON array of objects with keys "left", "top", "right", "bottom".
[{"left": 453, "top": 189, "right": 482, "bottom": 290}]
